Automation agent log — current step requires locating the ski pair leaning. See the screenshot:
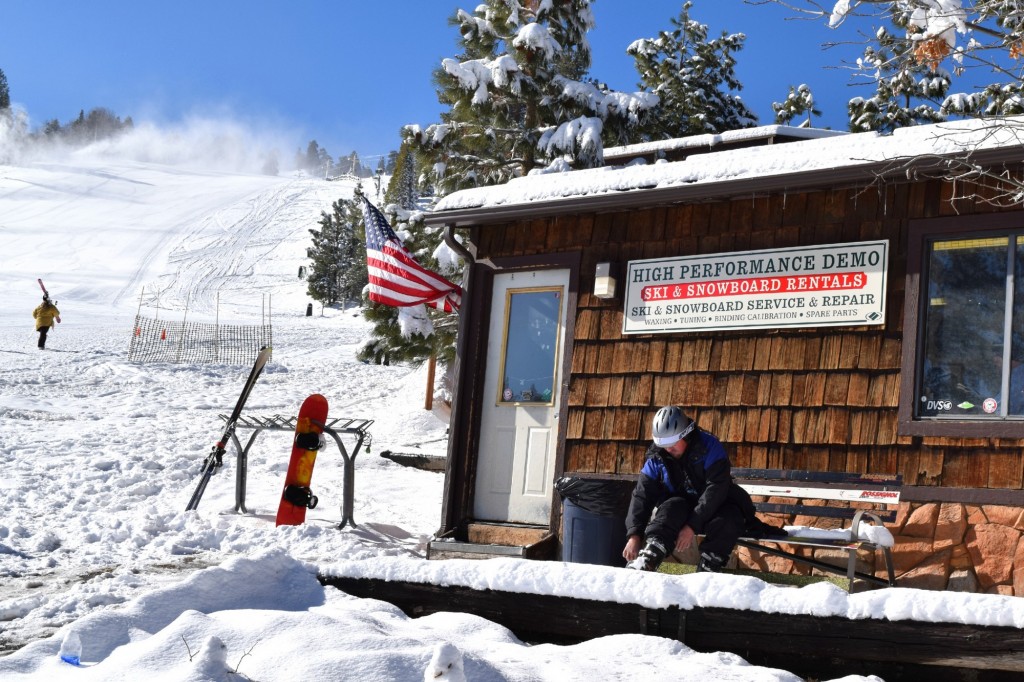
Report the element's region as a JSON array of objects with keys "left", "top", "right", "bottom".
[{"left": 185, "top": 346, "right": 272, "bottom": 512}]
